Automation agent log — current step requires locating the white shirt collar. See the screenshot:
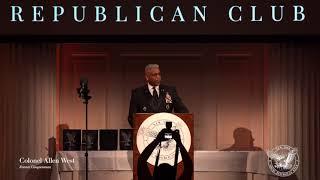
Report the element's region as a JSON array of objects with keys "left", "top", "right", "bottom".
[{"left": 147, "top": 83, "right": 159, "bottom": 96}]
